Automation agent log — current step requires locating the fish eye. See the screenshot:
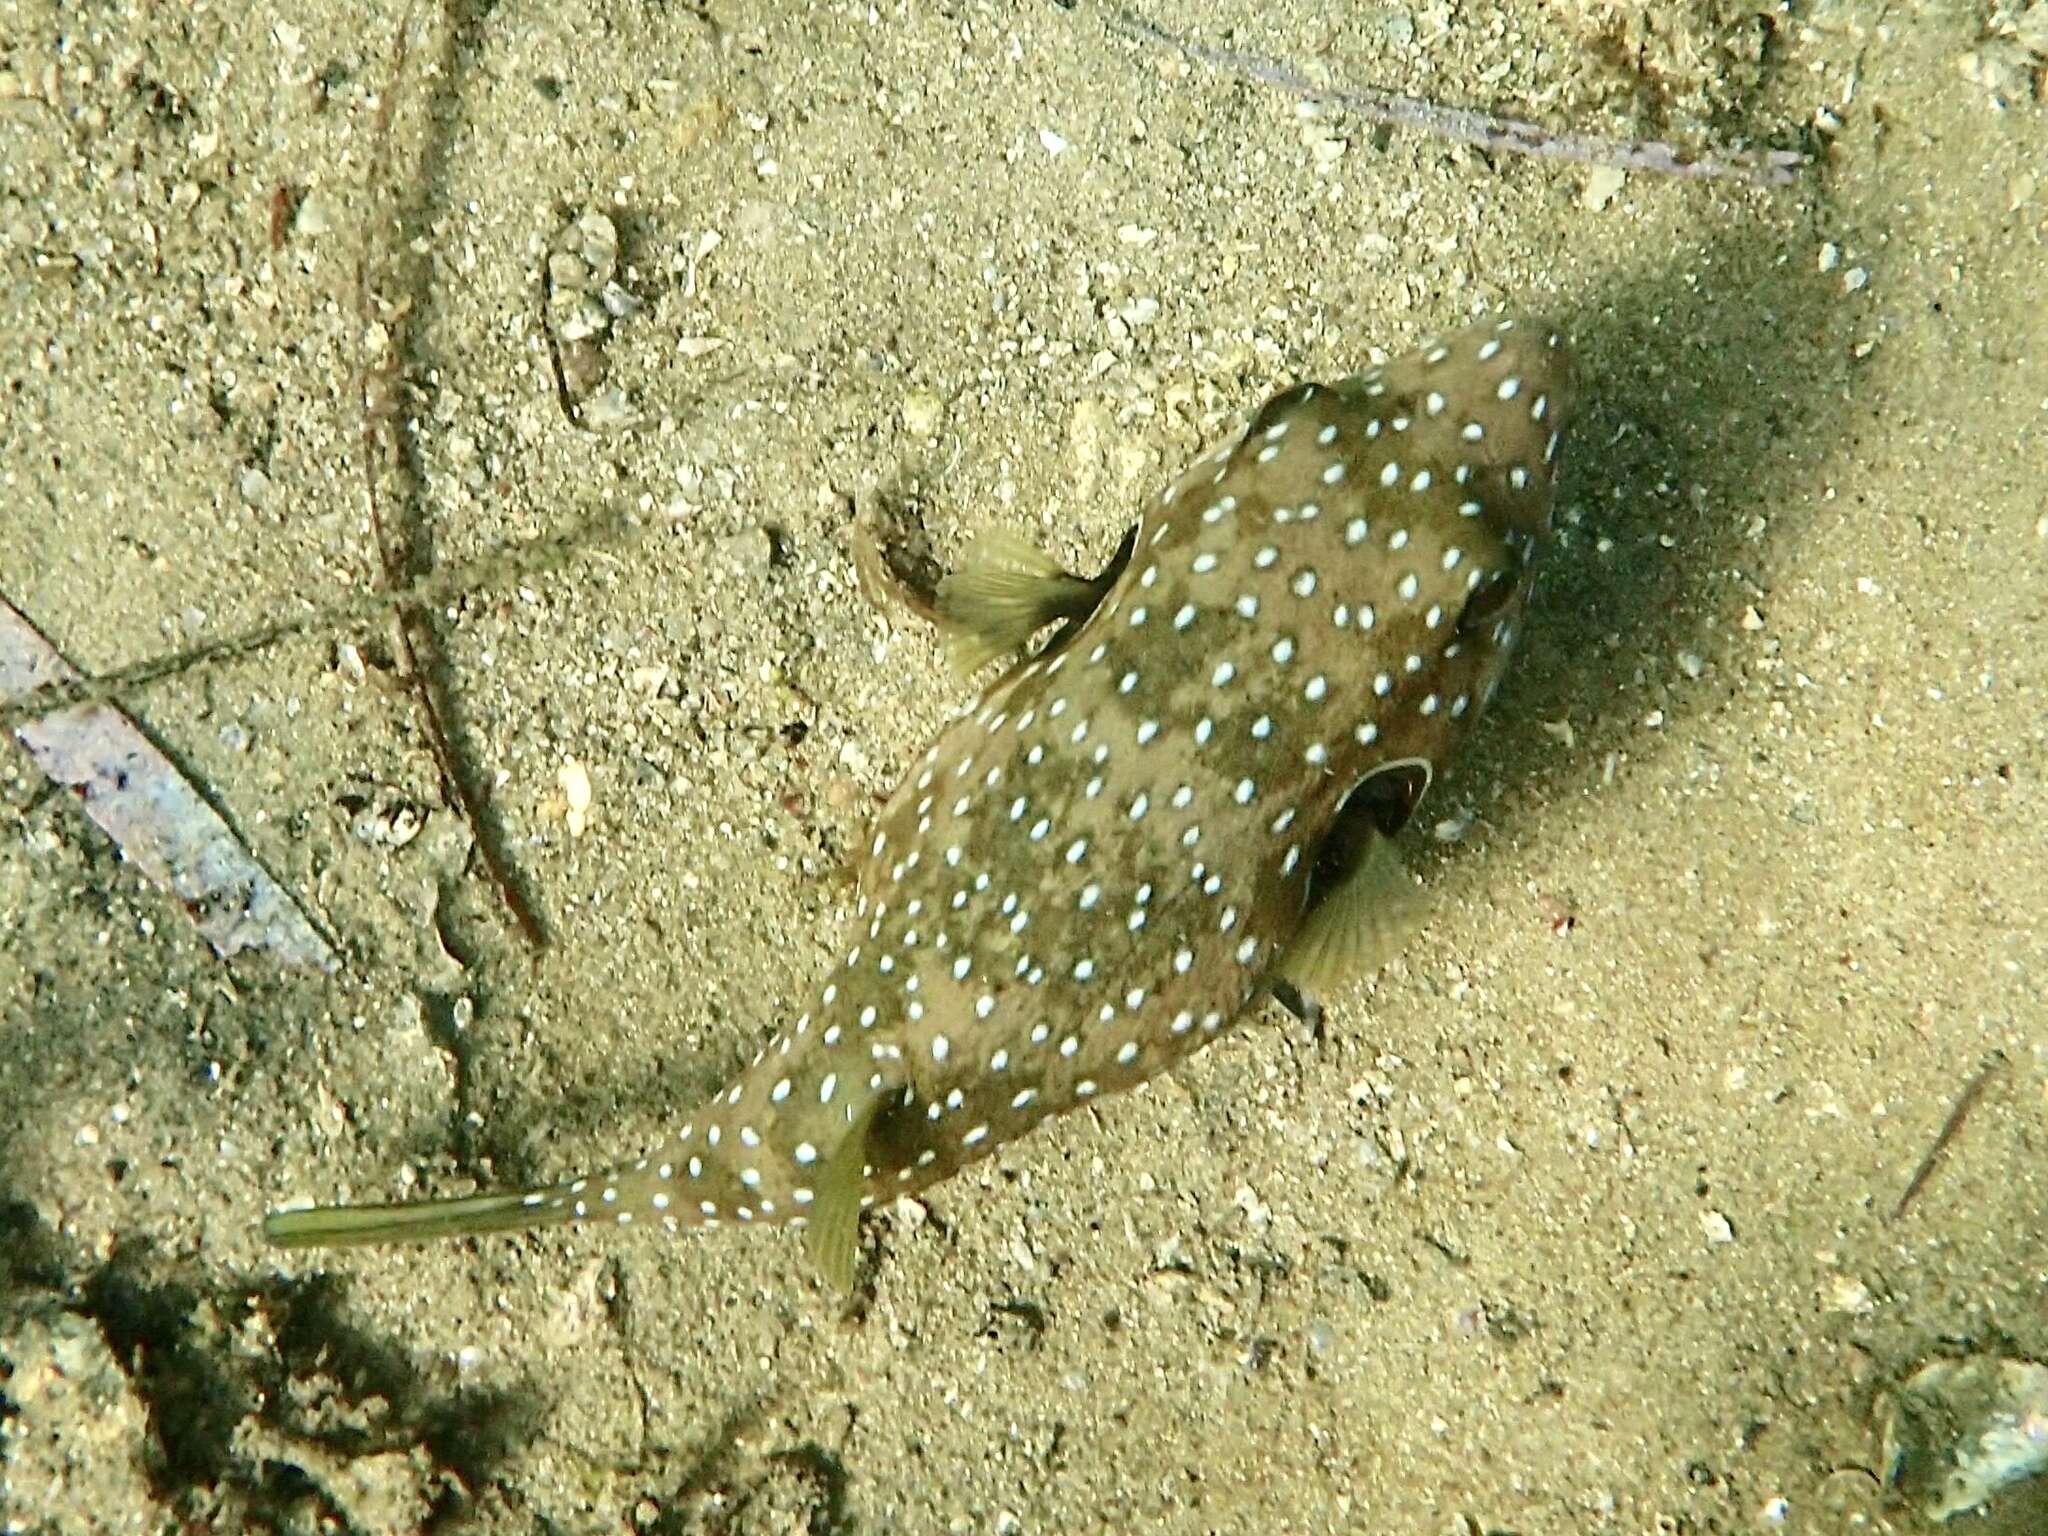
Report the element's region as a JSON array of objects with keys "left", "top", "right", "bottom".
[{"left": 1457, "top": 560, "right": 1523, "bottom": 636}]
